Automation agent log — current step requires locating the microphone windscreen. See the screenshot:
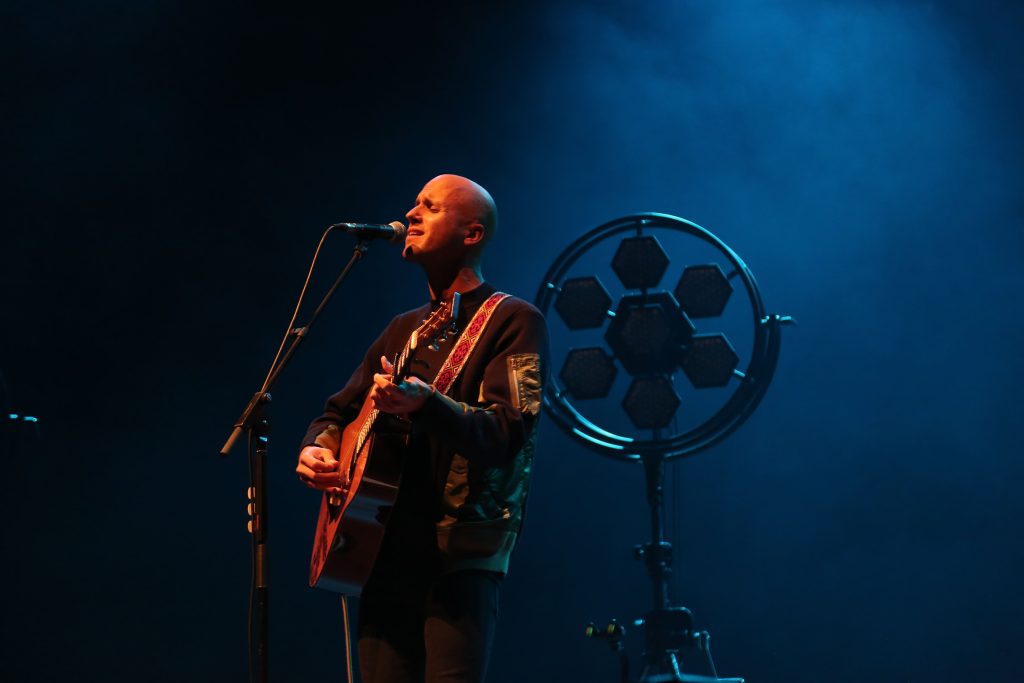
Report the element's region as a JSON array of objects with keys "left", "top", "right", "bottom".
[{"left": 388, "top": 221, "right": 408, "bottom": 240}]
